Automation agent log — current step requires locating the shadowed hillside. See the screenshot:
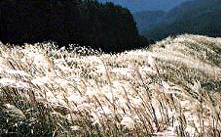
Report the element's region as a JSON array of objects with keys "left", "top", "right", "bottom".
[
  {"left": 132, "top": 10, "right": 166, "bottom": 33},
  {"left": 0, "top": 0, "right": 152, "bottom": 53},
  {"left": 0, "top": 34, "right": 221, "bottom": 136},
  {"left": 142, "top": 0, "right": 221, "bottom": 41}
]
